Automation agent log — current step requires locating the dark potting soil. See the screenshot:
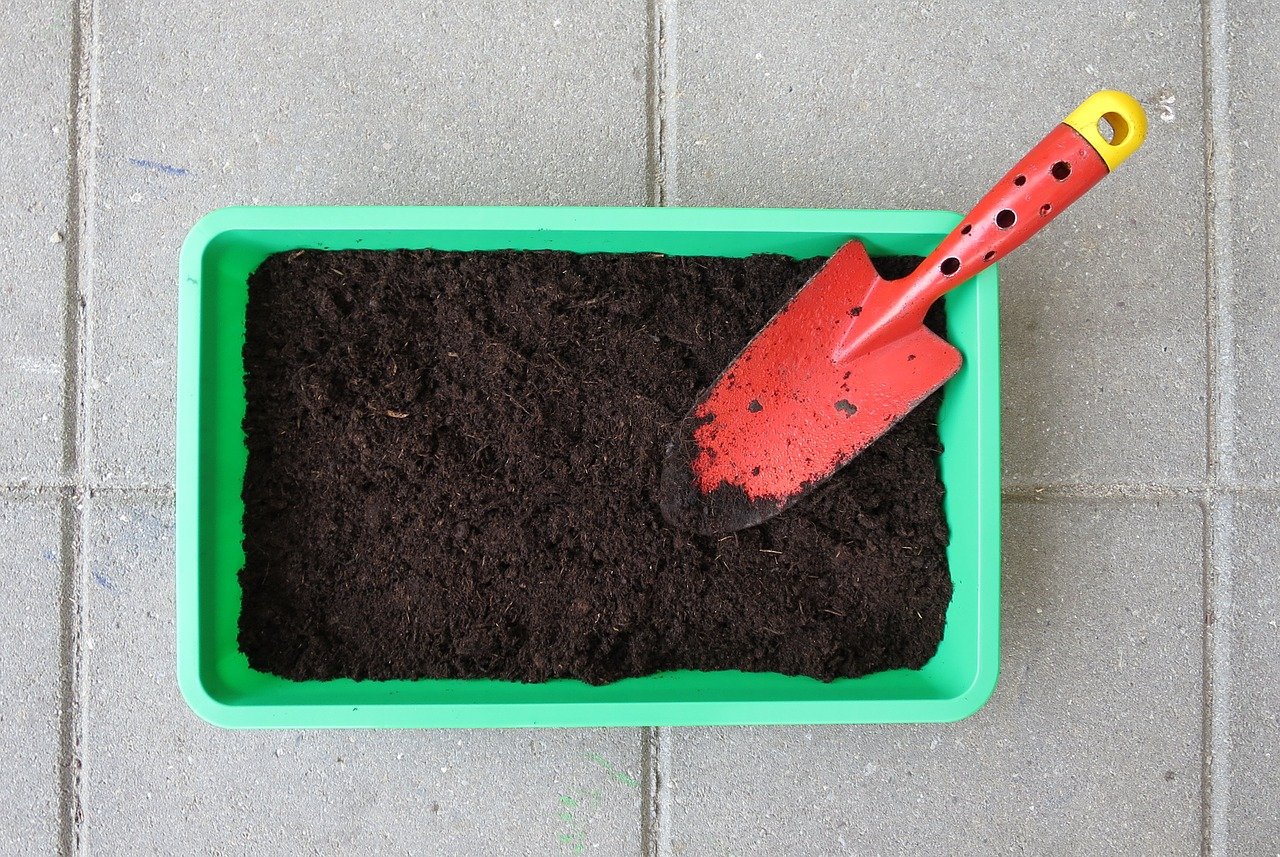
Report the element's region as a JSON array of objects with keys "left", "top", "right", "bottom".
[{"left": 239, "top": 248, "right": 952, "bottom": 684}]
